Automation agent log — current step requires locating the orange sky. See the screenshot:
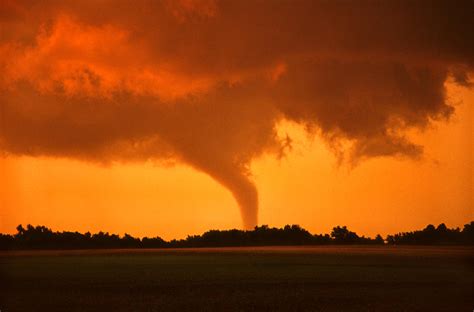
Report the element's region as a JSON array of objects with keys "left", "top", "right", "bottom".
[
  {"left": 0, "top": 1, "right": 473, "bottom": 239},
  {"left": 1, "top": 81, "right": 471, "bottom": 240}
]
